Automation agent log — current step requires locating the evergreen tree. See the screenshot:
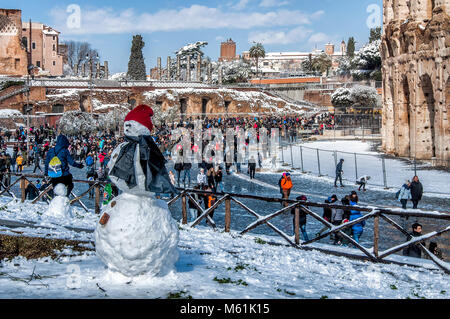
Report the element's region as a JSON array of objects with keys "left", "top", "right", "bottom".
[
  {"left": 369, "top": 27, "right": 382, "bottom": 43},
  {"left": 127, "top": 35, "right": 147, "bottom": 80},
  {"left": 347, "top": 37, "right": 356, "bottom": 58}
]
